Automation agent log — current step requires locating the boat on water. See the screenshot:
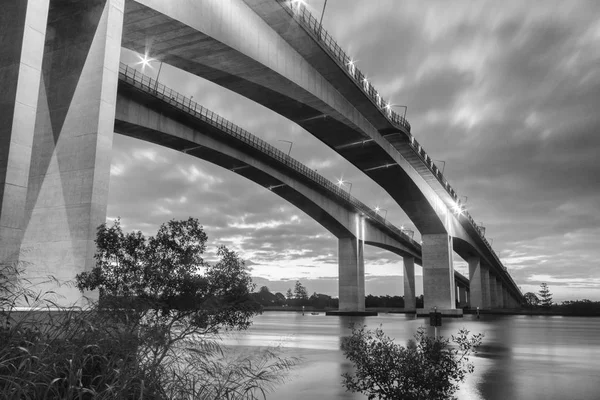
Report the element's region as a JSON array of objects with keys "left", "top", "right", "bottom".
[{"left": 310, "top": 312, "right": 319, "bottom": 315}]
